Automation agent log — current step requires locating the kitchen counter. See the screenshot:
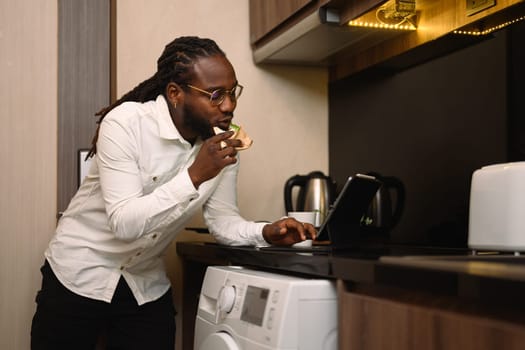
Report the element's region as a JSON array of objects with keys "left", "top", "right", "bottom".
[
  {"left": 177, "top": 241, "right": 525, "bottom": 350},
  {"left": 177, "top": 241, "right": 525, "bottom": 294}
]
